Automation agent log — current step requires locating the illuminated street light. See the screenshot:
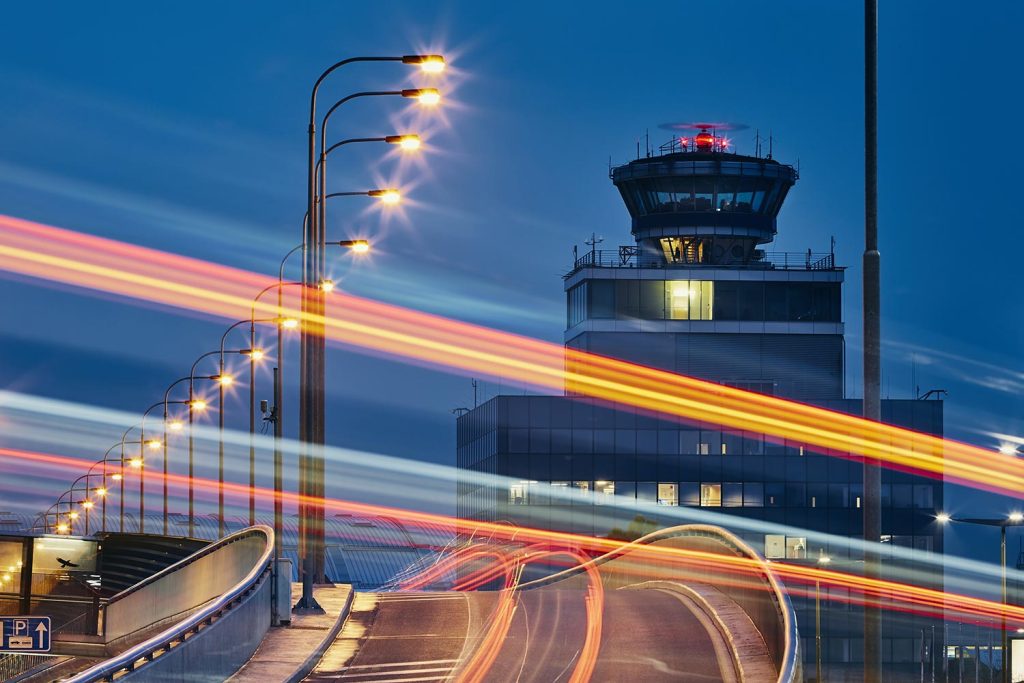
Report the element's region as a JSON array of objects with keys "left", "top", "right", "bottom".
[
  {"left": 128, "top": 457, "right": 143, "bottom": 469},
  {"left": 386, "top": 134, "right": 422, "bottom": 151},
  {"left": 936, "top": 512, "right": 951, "bottom": 524},
  {"left": 817, "top": 555, "right": 832, "bottom": 565},
  {"left": 216, "top": 374, "right": 235, "bottom": 387},
  {"left": 167, "top": 419, "right": 184, "bottom": 431},
  {"left": 190, "top": 399, "right": 208, "bottom": 411},
  {"left": 1011, "top": 512, "right": 1024, "bottom": 523},
  {"left": 111, "top": 473, "right": 123, "bottom": 482},
  {"left": 368, "top": 189, "right": 401, "bottom": 205},
  {"left": 998, "top": 442, "right": 1019, "bottom": 456},
  {"left": 319, "top": 279, "right": 336, "bottom": 293},
  {"left": 278, "top": 317, "right": 299, "bottom": 330},
  {"left": 95, "top": 487, "right": 107, "bottom": 497},
  {"left": 68, "top": 511, "right": 79, "bottom": 520},
  {"left": 402, "top": 88, "right": 441, "bottom": 106},
  {"left": 81, "top": 500, "right": 94, "bottom": 509},
  {"left": 145, "top": 438, "right": 162, "bottom": 450},
  {"left": 342, "top": 239, "right": 371, "bottom": 253},
  {"left": 244, "top": 348, "right": 265, "bottom": 362},
  {"left": 402, "top": 54, "right": 446, "bottom": 73},
  {"left": 56, "top": 523, "right": 69, "bottom": 534}
]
